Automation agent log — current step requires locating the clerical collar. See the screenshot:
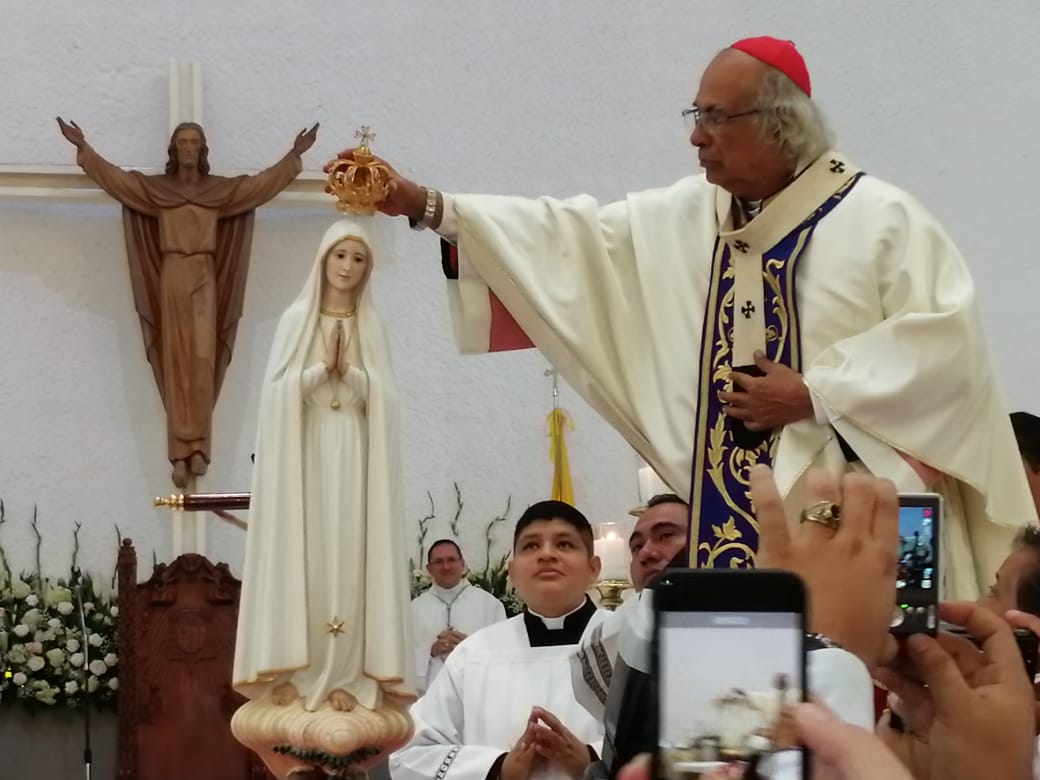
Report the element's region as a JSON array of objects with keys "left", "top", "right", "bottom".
[
  {"left": 734, "top": 158, "right": 814, "bottom": 226},
  {"left": 431, "top": 580, "right": 468, "bottom": 600},
  {"left": 739, "top": 198, "right": 763, "bottom": 218},
  {"left": 523, "top": 596, "right": 597, "bottom": 647}
]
